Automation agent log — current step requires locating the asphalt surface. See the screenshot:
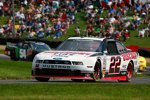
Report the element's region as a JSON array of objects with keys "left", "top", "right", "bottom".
[
  {"left": 0, "top": 54, "right": 10, "bottom": 60},
  {"left": 0, "top": 54, "right": 150, "bottom": 84},
  {"left": 0, "top": 78, "right": 150, "bottom": 84}
]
